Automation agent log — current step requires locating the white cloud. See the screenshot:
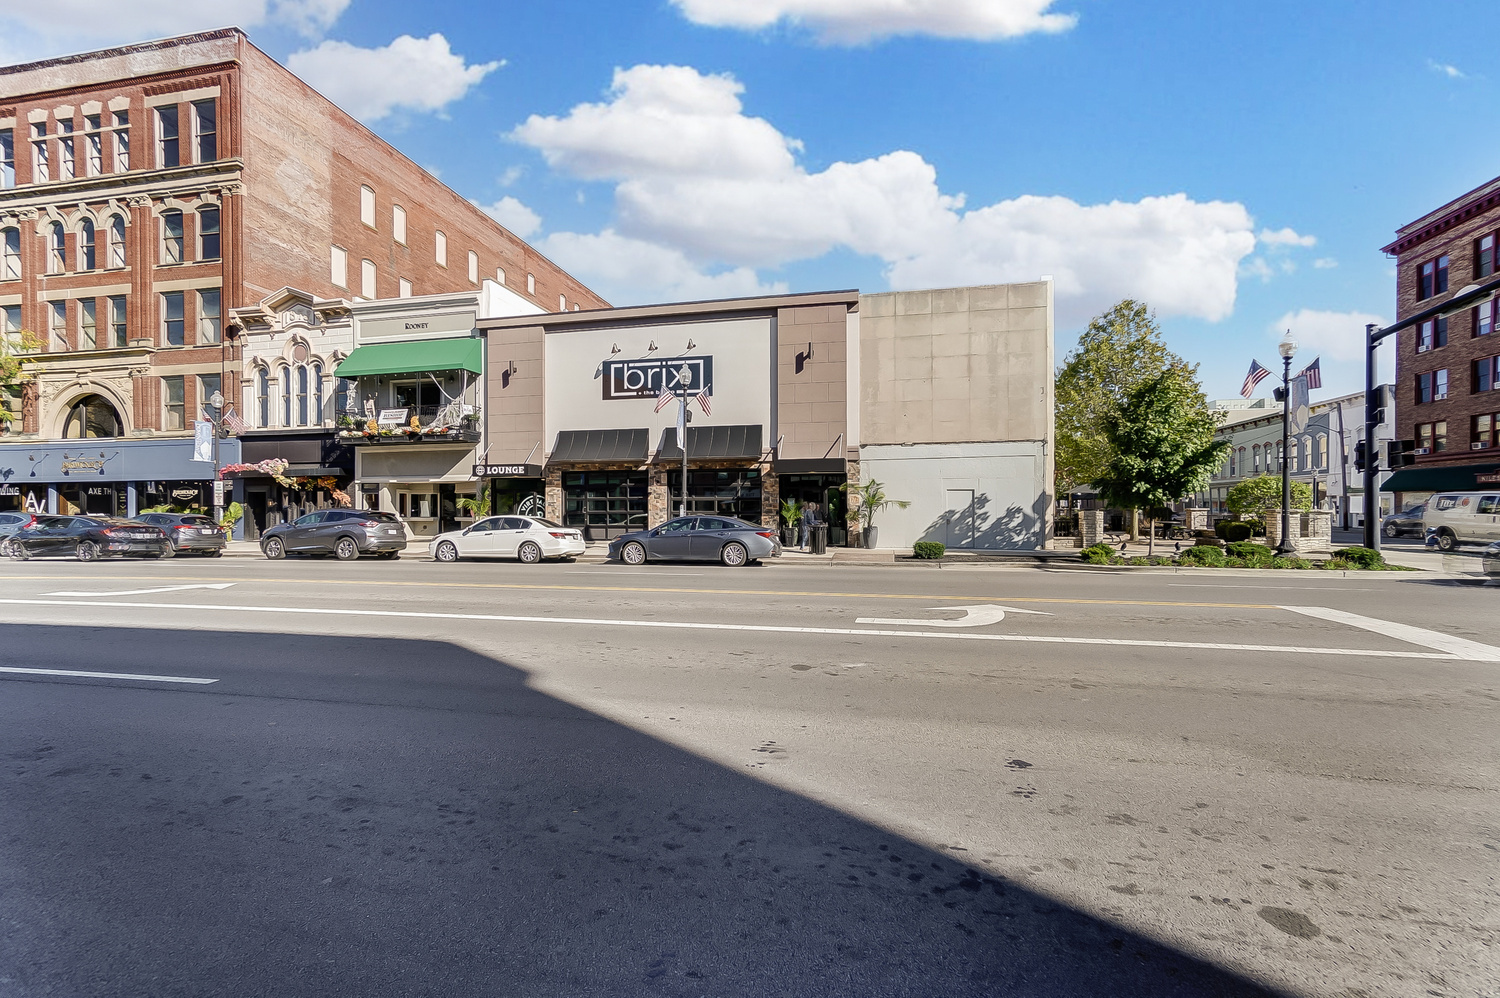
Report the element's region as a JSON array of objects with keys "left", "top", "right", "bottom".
[
  {"left": 1258, "top": 226, "right": 1316, "bottom": 248},
  {"left": 1313, "top": 257, "right": 1338, "bottom": 269},
  {"left": 477, "top": 196, "right": 541, "bottom": 238},
  {"left": 0, "top": 0, "right": 346, "bottom": 51},
  {"left": 1272, "top": 308, "right": 1394, "bottom": 390},
  {"left": 670, "top": 0, "right": 1077, "bottom": 43},
  {"left": 513, "top": 64, "right": 1257, "bottom": 324},
  {"left": 497, "top": 166, "right": 526, "bottom": 187},
  {"left": 1428, "top": 59, "right": 1466, "bottom": 79},
  {"left": 539, "top": 230, "right": 787, "bottom": 305},
  {"left": 286, "top": 34, "right": 500, "bottom": 122}
]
